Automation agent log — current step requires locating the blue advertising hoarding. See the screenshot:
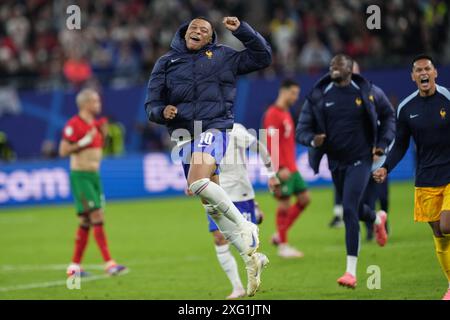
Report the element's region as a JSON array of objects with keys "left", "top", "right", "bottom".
[{"left": 0, "top": 145, "right": 415, "bottom": 208}]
